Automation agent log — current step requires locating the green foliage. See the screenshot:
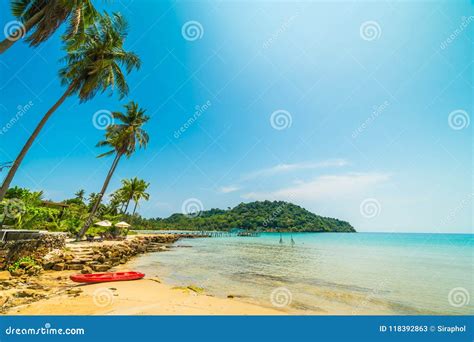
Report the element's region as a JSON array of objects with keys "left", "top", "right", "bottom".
[
  {"left": 11, "top": 0, "right": 98, "bottom": 48},
  {"left": 8, "top": 256, "right": 36, "bottom": 273},
  {"left": 1, "top": 186, "right": 354, "bottom": 234},
  {"left": 1, "top": 187, "right": 54, "bottom": 229},
  {"left": 0, "top": 186, "right": 135, "bottom": 235},
  {"left": 60, "top": 13, "right": 141, "bottom": 102},
  {"left": 140, "top": 201, "right": 356, "bottom": 233}
]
